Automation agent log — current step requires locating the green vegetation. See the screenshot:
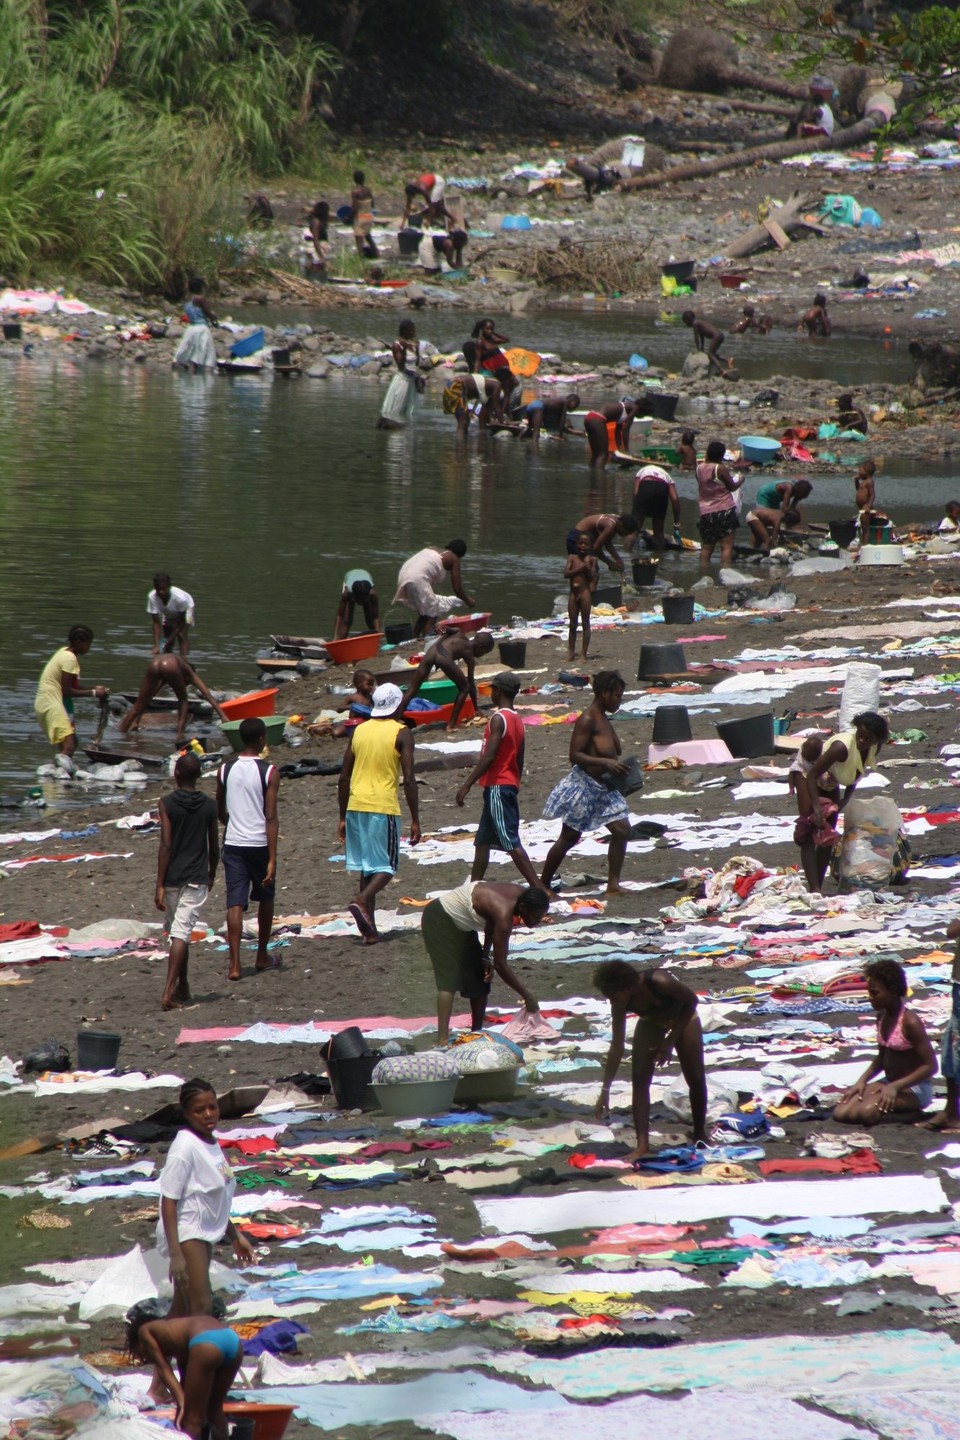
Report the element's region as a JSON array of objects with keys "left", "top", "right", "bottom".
[{"left": 0, "top": 0, "right": 336, "bottom": 290}]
